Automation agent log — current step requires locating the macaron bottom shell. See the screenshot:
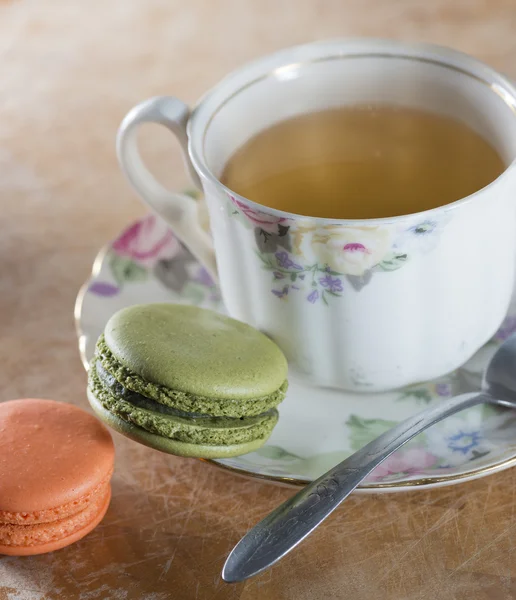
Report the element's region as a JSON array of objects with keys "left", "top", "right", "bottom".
[
  {"left": 0, "top": 487, "right": 111, "bottom": 556},
  {"left": 88, "top": 389, "right": 276, "bottom": 459}
]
